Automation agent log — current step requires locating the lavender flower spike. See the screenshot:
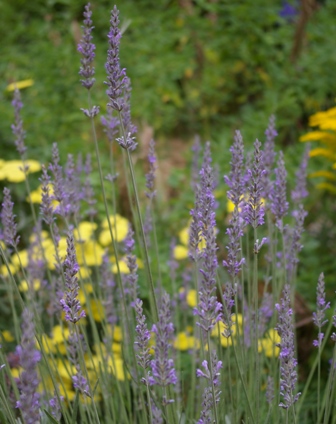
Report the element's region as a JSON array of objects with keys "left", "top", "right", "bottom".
[
  {"left": 1, "top": 187, "right": 20, "bottom": 248},
  {"left": 291, "top": 144, "right": 310, "bottom": 203},
  {"left": 275, "top": 284, "right": 301, "bottom": 409},
  {"left": 105, "top": 6, "right": 127, "bottom": 112},
  {"left": 78, "top": 3, "right": 96, "bottom": 90},
  {"left": 312, "top": 272, "right": 330, "bottom": 347},
  {"left": 145, "top": 139, "right": 157, "bottom": 199},
  {"left": 16, "top": 308, "right": 41, "bottom": 424},
  {"left": 134, "top": 298, "right": 151, "bottom": 372},
  {"left": 270, "top": 151, "right": 288, "bottom": 226},
  {"left": 224, "top": 129, "right": 245, "bottom": 207},
  {"left": 149, "top": 292, "right": 177, "bottom": 394},
  {"left": 11, "top": 88, "right": 27, "bottom": 156},
  {"left": 60, "top": 231, "right": 86, "bottom": 323},
  {"left": 194, "top": 161, "right": 222, "bottom": 332},
  {"left": 197, "top": 350, "right": 222, "bottom": 424},
  {"left": 244, "top": 139, "right": 265, "bottom": 228}
]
